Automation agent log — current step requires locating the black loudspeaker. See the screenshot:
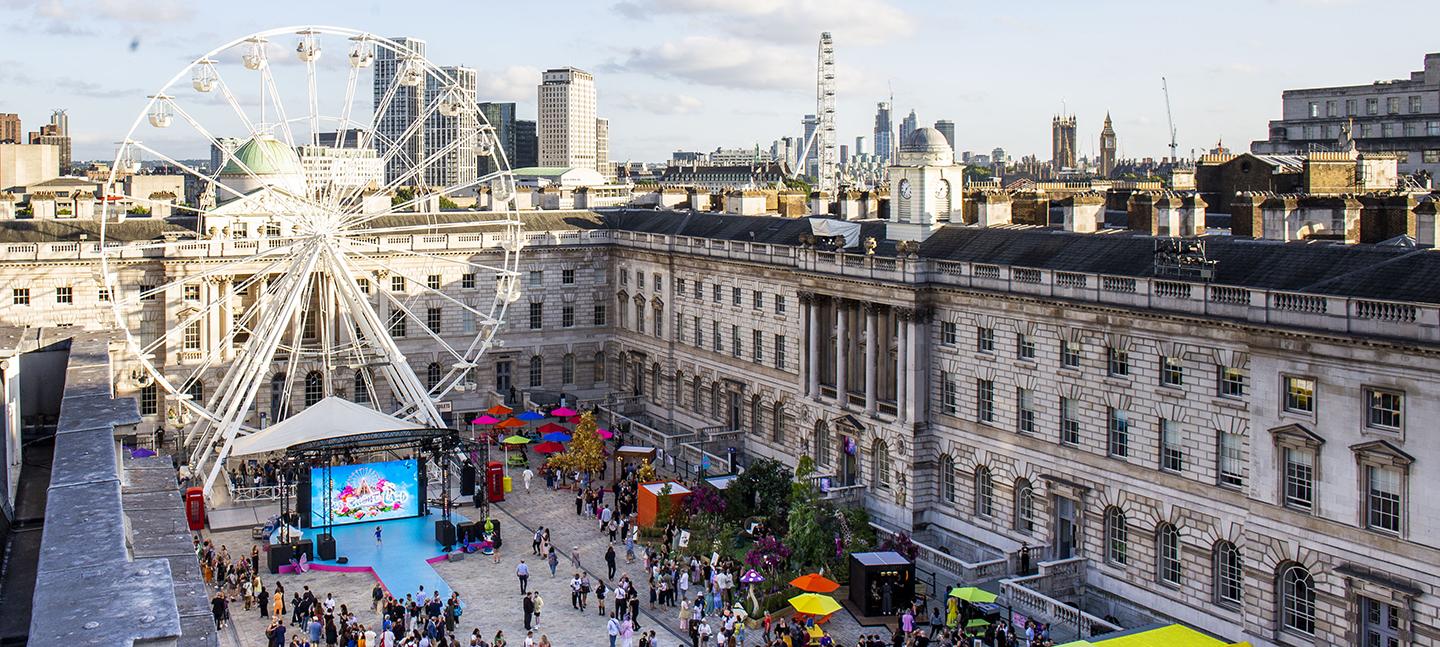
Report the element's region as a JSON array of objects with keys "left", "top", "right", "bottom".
[
  {"left": 435, "top": 520, "right": 456, "bottom": 547},
  {"left": 456, "top": 521, "right": 480, "bottom": 543},
  {"left": 296, "top": 471, "right": 312, "bottom": 528},
  {"left": 460, "top": 463, "right": 476, "bottom": 496},
  {"left": 337, "top": 557, "right": 349, "bottom": 565},
  {"left": 316, "top": 533, "right": 336, "bottom": 561},
  {"left": 418, "top": 457, "right": 429, "bottom": 515},
  {"left": 268, "top": 543, "right": 291, "bottom": 574}
]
